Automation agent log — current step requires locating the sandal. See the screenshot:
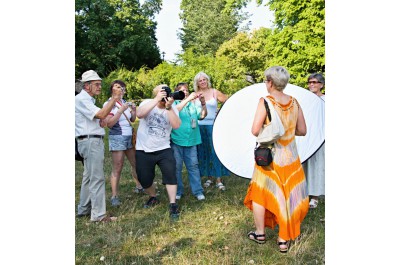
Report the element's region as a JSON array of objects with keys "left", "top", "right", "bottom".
[
  {"left": 216, "top": 182, "right": 226, "bottom": 191},
  {"left": 247, "top": 231, "right": 266, "bottom": 244},
  {"left": 277, "top": 239, "right": 290, "bottom": 253},
  {"left": 203, "top": 179, "right": 213, "bottom": 188},
  {"left": 309, "top": 198, "right": 318, "bottom": 209}
]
